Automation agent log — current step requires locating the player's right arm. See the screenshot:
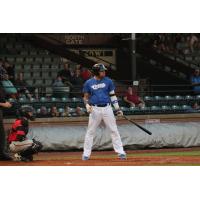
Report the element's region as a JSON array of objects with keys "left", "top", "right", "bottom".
[
  {"left": 83, "top": 92, "right": 93, "bottom": 113},
  {"left": 83, "top": 81, "right": 92, "bottom": 113}
]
